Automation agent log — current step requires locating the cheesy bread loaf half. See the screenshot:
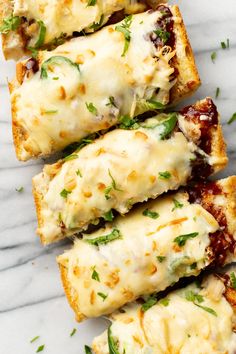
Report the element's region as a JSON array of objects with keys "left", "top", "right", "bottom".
[
  {"left": 33, "top": 98, "right": 227, "bottom": 245},
  {"left": 10, "top": 6, "right": 200, "bottom": 161},
  {"left": 0, "top": 0, "right": 167, "bottom": 60},
  {"left": 57, "top": 176, "right": 236, "bottom": 321},
  {"left": 92, "top": 265, "right": 236, "bottom": 354}
]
